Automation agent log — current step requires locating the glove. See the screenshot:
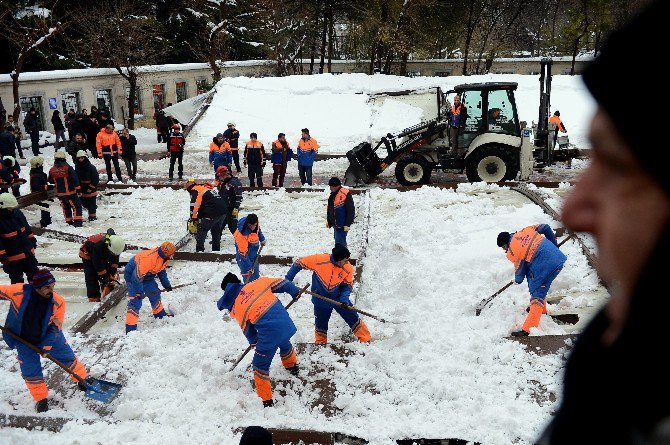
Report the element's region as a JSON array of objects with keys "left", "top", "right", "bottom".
[
  {"left": 187, "top": 218, "right": 199, "bottom": 234},
  {"left": 164, "top": 285, "right": 173, "bottom": 292},
  {"left": 261, "top": 240, "right": 267, "bottom": 247},
  {"left": 343, "top": 226, "right": 350, "bottom": 232},
  {"left": 231, "top": 208, "right": 239, "bottom": 218},
  {"left": 341, "top": 300, "right": 353, "bottom": 309}
]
